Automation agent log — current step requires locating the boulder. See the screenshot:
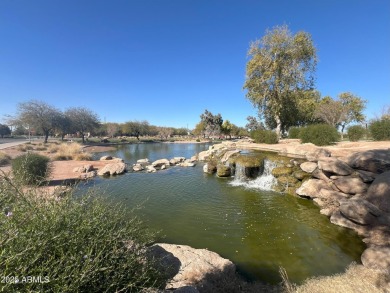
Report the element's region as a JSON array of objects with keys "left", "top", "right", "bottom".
[
  {"left": 271, "top": 167, "right": 293, "bottom": 177},
  {"left": 300, "top": 162, "right": 318, "bottom": 173},
  {"left": 319, "top": 189, "right": 349, "bottom": 202},
  {"left": 293, "top": 170, "right": 310, "bottom": 181},
  {"left": 152, "top": 159, "right": 170, "bottom": 168},
  {"left": 355, "top": 169, "right": 377, "bottom": 183},
  {"left": 295, "top": 179, "right": 331, "bottom": 198},
  {"left": 330, "top": 211, "right": 368, "bottom": 235},
  {"left": 339, "top": 199, "right": 383, "bottom": 225},
  {"left": 132, "top": 163, "right": 144, "bottom": 172},
  {"left": 179, "top": 161, "right": 196, "bottom": 167},
  {"left": 361, "top": 246, "right": 390, "bottom": 271},
  {"left": 331, "top": 176, "right": 369, "bottom": 195},
  {"left": 365, "top": 171, "right": 390, "bottom": 213},
  {"left": 137, "top": 158, "right": 149, "bottom": 164},
  {"left": 99, "top": 155, "right": 113, "bottom": 161},
  {"left": 170, "top": 157, "right": 186, "bottom": 165},
  {"left": 346, "top": 150, "right": 390, "bottom": 174},
  {"left": 146, "top": 165, "right": 157, "bottom": 173},
  {"left": 189, "top": 155, "right": 197, "bottom": 162},
  {"left": 79, "top": 170, "right": 97, "bottom": 180},
  {"left": 149, "top": 243, "right": 236, "bottom": 291},
  {"left": 220, "top": 149, "right": 240, "bottom": 163},
  {"left": 97, "top": 162, "right": 126, "bottom": 176},
  {"left": 73, "top": 164, "right": 93, "bottom": 173},
  {"left": 217, "top": 164, "right": 231, "bottom": 177},
  {"left": 318, "top": 157, "right": 354, "bottom": 176},
  {"left": 203, "top": 163, "right": 217, "bottom": 174},
  {"left": 198, "top": 150, "right": 212, "bottom": 161}
]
